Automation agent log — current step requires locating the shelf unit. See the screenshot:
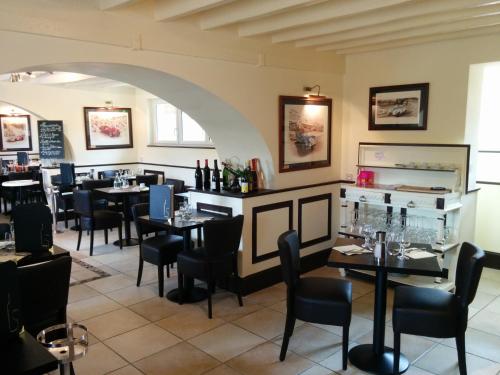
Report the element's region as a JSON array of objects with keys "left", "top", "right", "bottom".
[{"left": 339, "top": 143, "right": 473, "bottom": 291}]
